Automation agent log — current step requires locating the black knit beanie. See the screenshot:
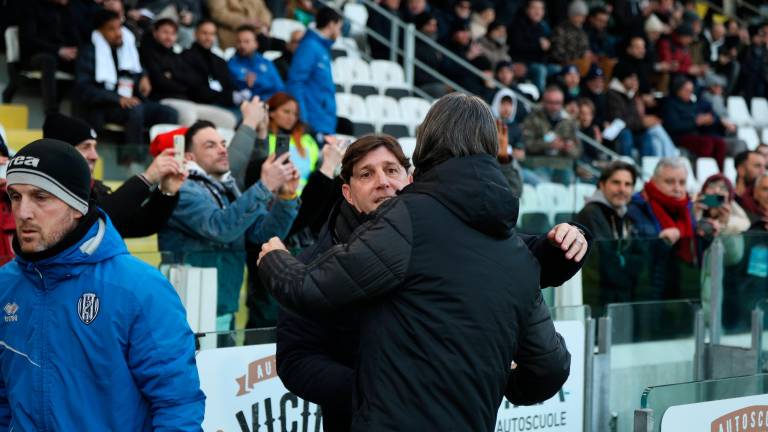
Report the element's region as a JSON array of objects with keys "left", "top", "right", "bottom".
[
  {"left": 6, "top": 139, "right": 91, "bottom": 214},
  {"left": 43, "top": 113, "right": 98, "bottom": 147}
]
